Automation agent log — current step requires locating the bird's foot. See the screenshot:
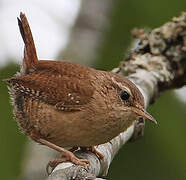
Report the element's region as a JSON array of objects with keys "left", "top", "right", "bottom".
[
  {"left": 87, "top": 146, "right": 104, "bottom": 160},
  {"left": 27, "top": 132, "right": 89, "bottom": 175},
  {"left": 46, "top": 149, "right": 90, "bottom": 175},
  {"left": 130, "top": 117, "right": 145, "bottom": 142}
]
